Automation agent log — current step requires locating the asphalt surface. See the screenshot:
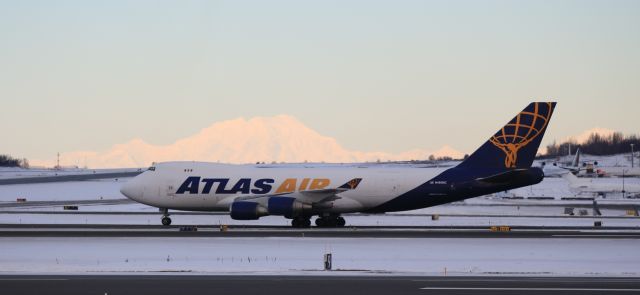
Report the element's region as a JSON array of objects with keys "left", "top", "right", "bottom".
[
  {"left": 2, "top": 208, "right": 640, "bottom": 219},
  {"left": 3, "top": 223, "right": 639, "bottom": 230},
  {"left": 1, "top": 275, "right": 639, "bottom": 295},
  {"left": 1, "top": 224, "right": 639, "bottom": 238}
]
